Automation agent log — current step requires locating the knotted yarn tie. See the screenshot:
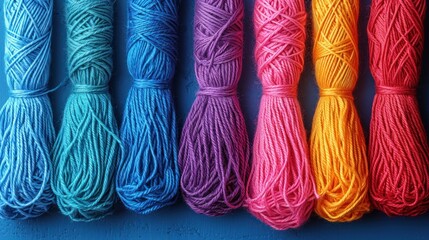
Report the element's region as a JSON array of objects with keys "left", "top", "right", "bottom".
[
  {"left": 10, "top": 81, "right": 66, "bottom": 98},
  {"left": 133, "top": 79, "right": 170, "bottom": 90},
  {"left": 197, "top": 86, "right": 237, "bottom": 97},
  {"left": 368, "top": 0, "right": 429, "bottom": 216},
  {"left": 319, "top": 88, "right": 354, "bottom": 100},
  {"left": 262, "top": 85, "right": 297, "bottom": 98},
  {"left": 0, "top": 0, "right": 55, "bottom": 219},
  {"left": 115, "top": 0, "right": 180, "bottom": 215},
  {"left": 9, "top": 88, "right": 49, "bottom": 98},
  {"left": 375, "top": 86, "right": 416, "bottom": 96},
  {"left": 73, "top": 84, "right": 109, "bottom": 94}
]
